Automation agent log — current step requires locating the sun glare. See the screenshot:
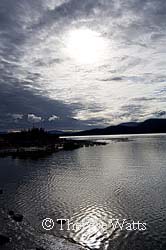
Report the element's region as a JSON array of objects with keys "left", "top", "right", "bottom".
[{"left": 64, "top": 28, "right": 107, "bottom": 64}]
